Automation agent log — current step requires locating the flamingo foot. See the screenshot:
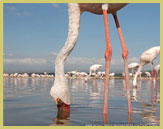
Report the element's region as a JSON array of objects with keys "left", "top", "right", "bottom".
[{"left": 56, "top": 98, "right": 70, "bottom": 112}]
